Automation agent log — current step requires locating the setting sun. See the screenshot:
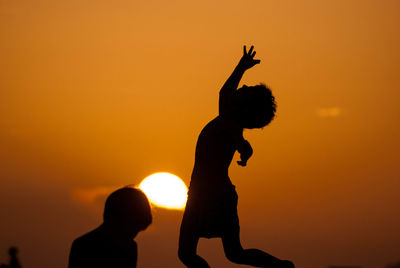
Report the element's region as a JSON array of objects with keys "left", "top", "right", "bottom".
[{"left": 138, "top": 172, "right": 188, "bottom": 210}]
